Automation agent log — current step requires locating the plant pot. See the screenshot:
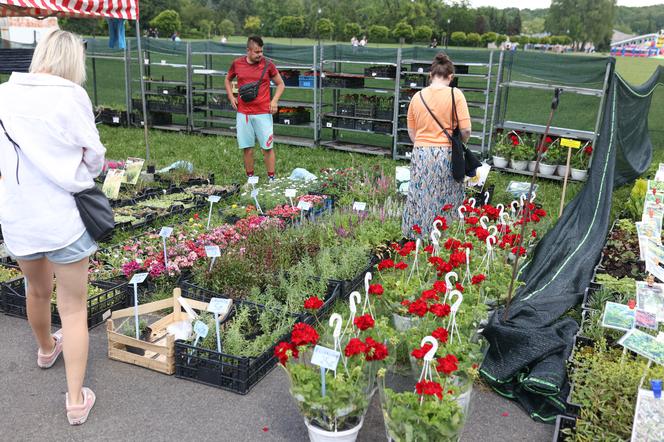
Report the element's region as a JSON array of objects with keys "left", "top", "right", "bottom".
[
  {"left": 304, "top": 417, "right": 364, "bottom": 442},
  {"left": 492, "top": 155, "right": 509, "bottom": 168},
  {"left": 527, "top": 161, "right": 538, "bottom": 172},
  {"left": 392, "top": 313, "right": 420, "bottom": 332},
  {"left": 571, "top": 168, "right": 587, "bottom": 181},
  {"left": 147, "top": 165, "right": 156, "bottom": 174},
  {"left": 451, "top": 373, "right": 473, "bottom": 416},
  {"left": 510, "top": 159, "right": 528, "bottom": 171},
  {"left": 538, "top": 163, "right": 557, "bottom": 176},
  {"left": 557, "top": 165, "right": 569, "bottom": 177}
]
